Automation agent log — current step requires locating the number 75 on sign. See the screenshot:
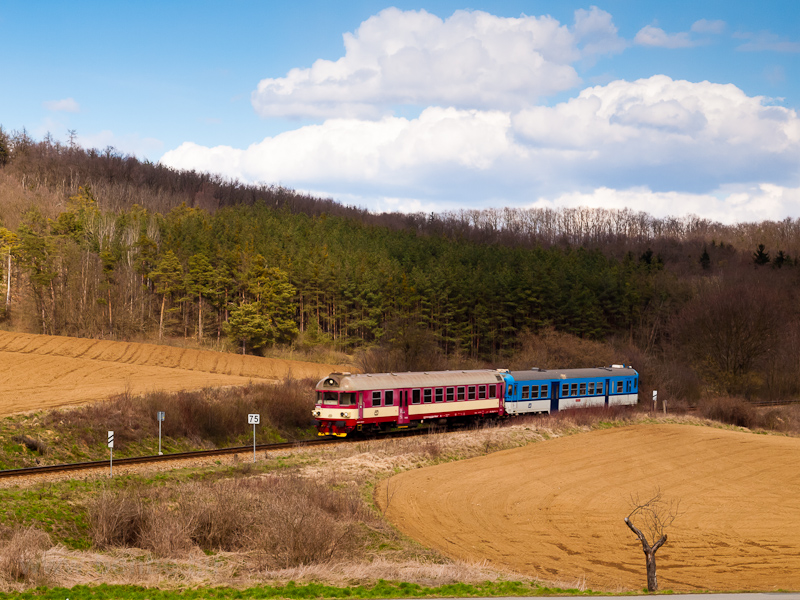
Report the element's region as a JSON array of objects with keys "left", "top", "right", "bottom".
[{"left": 248, "top": 414, "right": 260, "bottom": 425}]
